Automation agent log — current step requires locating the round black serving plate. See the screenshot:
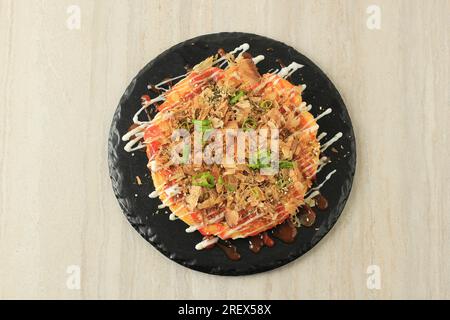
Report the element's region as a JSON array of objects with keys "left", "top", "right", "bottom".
[{"left": 108, "top": 32, "right": 356, "bottom": 276}]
